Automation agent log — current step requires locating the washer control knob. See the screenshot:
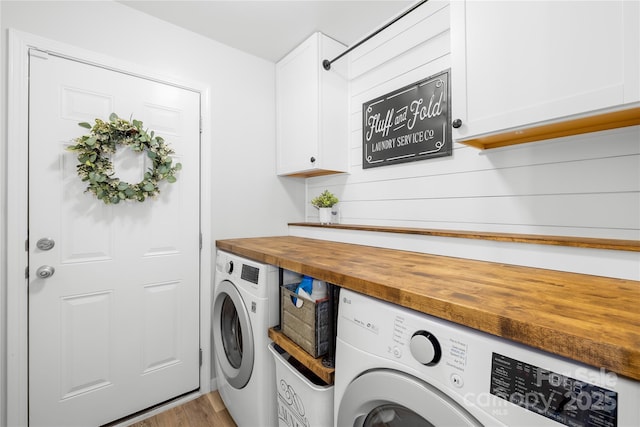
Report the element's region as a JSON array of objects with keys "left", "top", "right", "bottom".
[
  {"left": 409, "top": 331, "right": 441, "bottom": 366},
  {"left": 225, "top": 260, "right": 234, "bottom": 274}
]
